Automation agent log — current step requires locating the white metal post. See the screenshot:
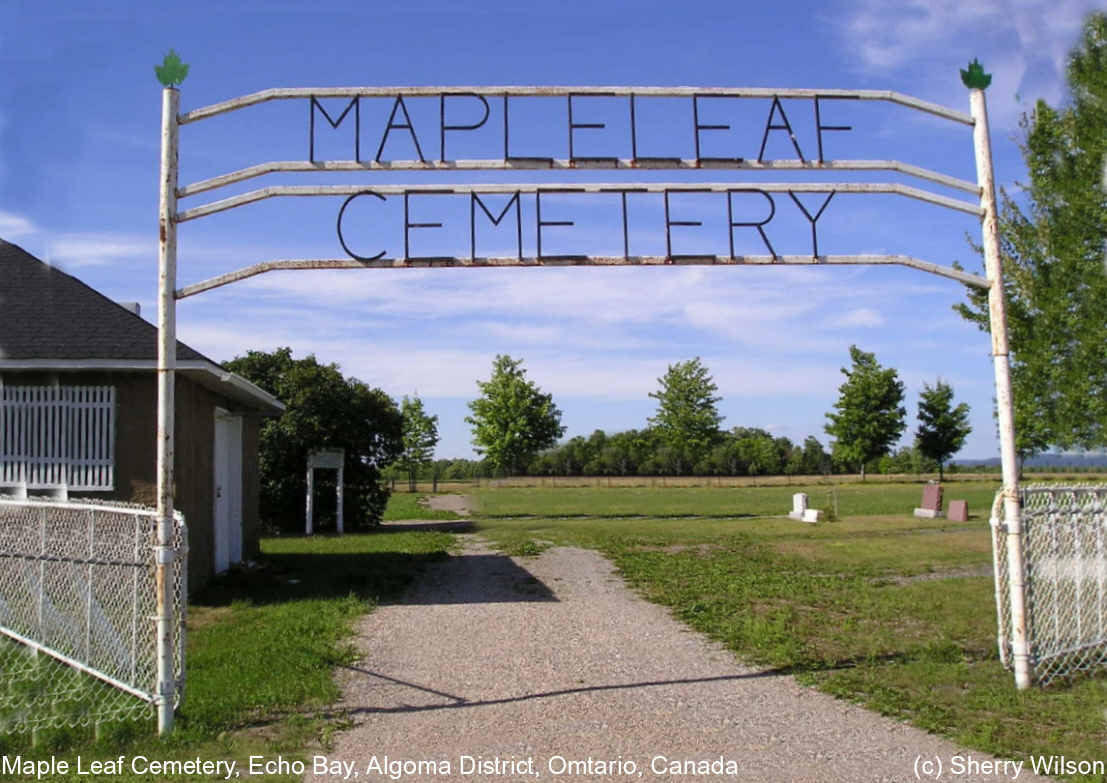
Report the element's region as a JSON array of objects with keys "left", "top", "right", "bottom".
[
  {"left": 970, "top": 87, "right": 1030, "bottom": 689},
  {"left": 306, "top": 466, "right": 314, "bottom": 535},
  {"left": 156, "top": 86, "right": 180, "bottom": 732},
  {"left": 336, "top": 462, "right": 344, "bottom": 534}
]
